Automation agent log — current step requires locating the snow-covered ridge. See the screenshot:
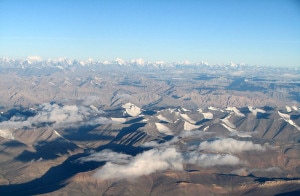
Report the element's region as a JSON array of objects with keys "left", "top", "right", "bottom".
[
  {"left": 220, "top": 114, "right": 252, "bottom": 137},
  {"left": 226, "top": 107, "right": 245, "bottom": 117},
  {"left": 278, "top": 111, "right": 300, "bottom": 131},
  {"left": 0, "top": 56, "right": 256, "bottom": 70}
]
